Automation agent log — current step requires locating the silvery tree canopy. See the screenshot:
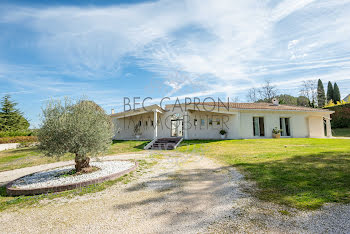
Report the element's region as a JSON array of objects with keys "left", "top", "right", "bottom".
[{"left": 38, "top": 98, "right": 113, "bottom": 172}]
